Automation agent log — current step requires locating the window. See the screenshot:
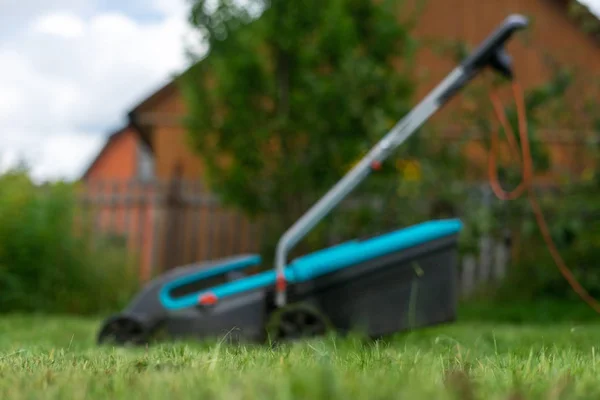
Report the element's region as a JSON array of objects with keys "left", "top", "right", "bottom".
[{"left": 137, "top": 143, "right": 155, "bottom": 181}]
